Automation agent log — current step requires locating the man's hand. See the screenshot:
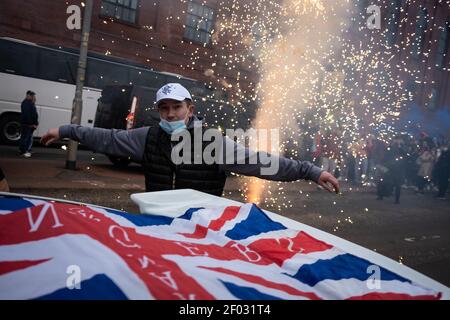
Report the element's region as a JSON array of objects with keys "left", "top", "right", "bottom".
[
  {"left": 40, "top": 128, "right": 60, "bottom": 146},
  {"left": 317, "top": 171, "right": 340, "bottom": 194}
]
